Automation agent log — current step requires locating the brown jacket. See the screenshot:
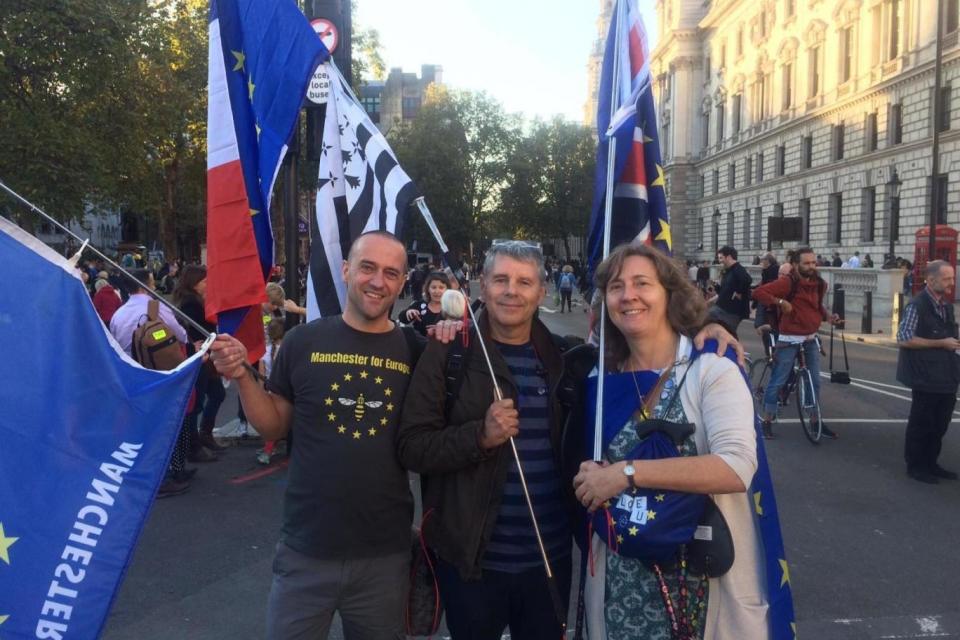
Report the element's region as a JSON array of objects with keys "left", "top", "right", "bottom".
[{"left": 396, "top": 311, "right": 566, "bottom": 579}]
